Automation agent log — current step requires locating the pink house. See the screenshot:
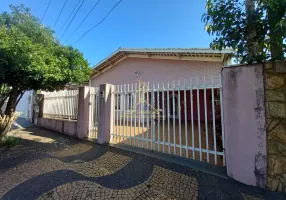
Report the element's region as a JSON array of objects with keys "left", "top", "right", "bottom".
[{"left": 89, "top": 48, "right": 232, "bottom": 121}]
